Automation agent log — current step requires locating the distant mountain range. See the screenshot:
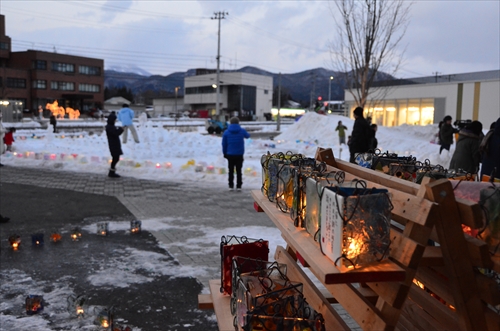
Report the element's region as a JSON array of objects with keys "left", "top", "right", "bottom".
[{"left": 104, "top": 66, "right": 392, "bottom": 106}]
